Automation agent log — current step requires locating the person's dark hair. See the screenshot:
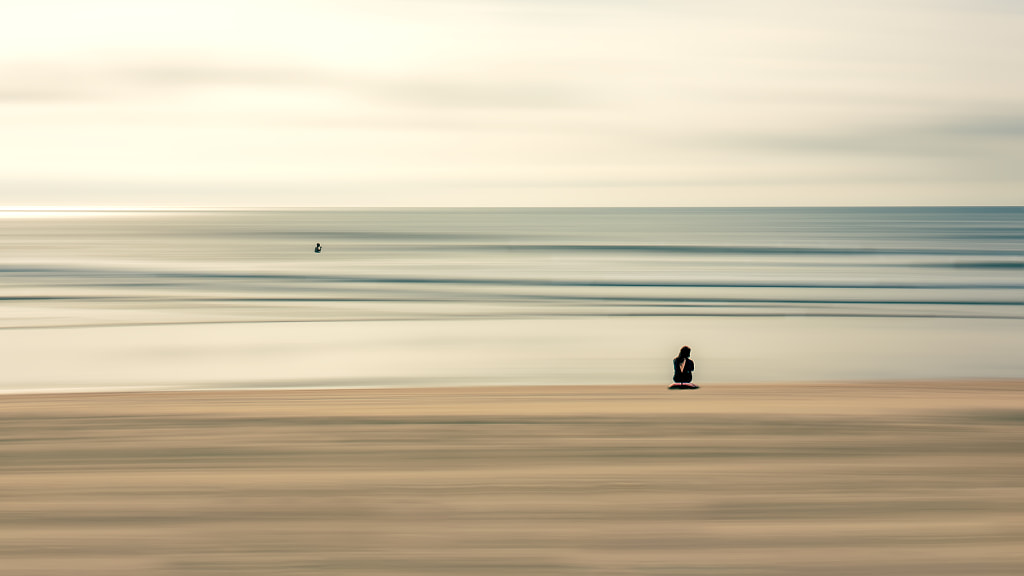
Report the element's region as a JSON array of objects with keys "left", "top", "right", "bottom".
[{"left": 678, "top": 346, "right": 690, "bottom": 358}]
